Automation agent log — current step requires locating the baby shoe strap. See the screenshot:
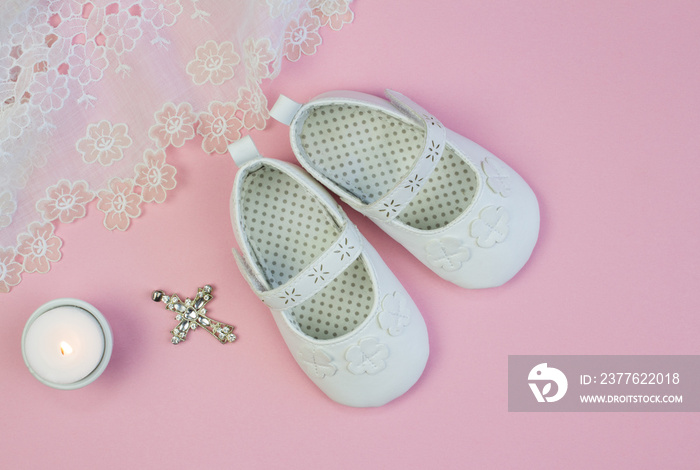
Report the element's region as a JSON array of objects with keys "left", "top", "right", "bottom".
[
  {"left": 228, "top": 135, "right": 262, "bottom": 167},
  {"left": 270, "top": 94, "right": 303, "bottom": 126},
  {"left": 354, "top": 90, "right": 447, "bottom": 221},
  {"left": 236, "top": 222, "right": 363, "bottom": 311}
]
